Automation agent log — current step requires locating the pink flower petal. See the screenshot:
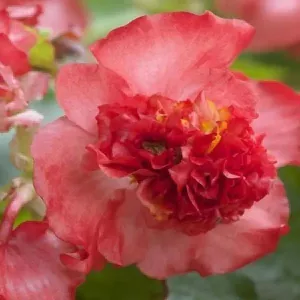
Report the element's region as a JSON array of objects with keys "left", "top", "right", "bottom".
[
  {"left": 0, "top": 33, "right": 29, "bottom": 76},
  {"left": 21, "top": 71, "right": 50, "bottom": 102},
  {"left": 7, "top": 109, "right": 43, "bottom": 128},
  {"left": 199, "top": 68, "right": 256, "bottom": 119},
  {"left": 252, "top": 81, "right": 300, "bottom": 167},
  {"left": 32, "top": 117, "right": 129, "bottom": 269},
  {"left": 91, "top": 12, "right": 254, "bottom": 98},
  {"left": 0, "top": 222, "right": 84, "bottom": 300},
  {"left": 56, "top": 64, "right": 130, "bottom": 134},
  {"left": 37, "top": 0, "right": 88, "bottom": 39},
  {"left": 216, "top": 0, "right": 300, "bottom": 51},
  {"left": 6, "top": 4, "right": 42, "bottom": 26},
  {"left": 192, "top": 180, "right": 289, "bottom": 276},
  {"left": 9, "top": 18, "right": 36, "bottom": 53}
]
